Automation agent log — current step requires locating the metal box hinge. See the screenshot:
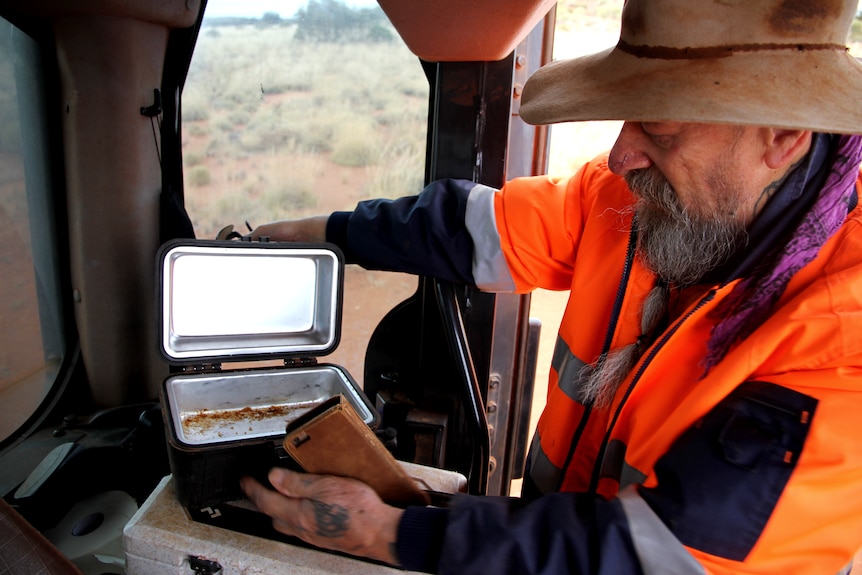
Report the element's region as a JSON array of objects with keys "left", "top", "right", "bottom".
[
  {"left": 181, "top": 363, "right": 222, "bottom": 373},
  {"left": 283, "top": 357, "right": 318, "bottom": 367}
]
